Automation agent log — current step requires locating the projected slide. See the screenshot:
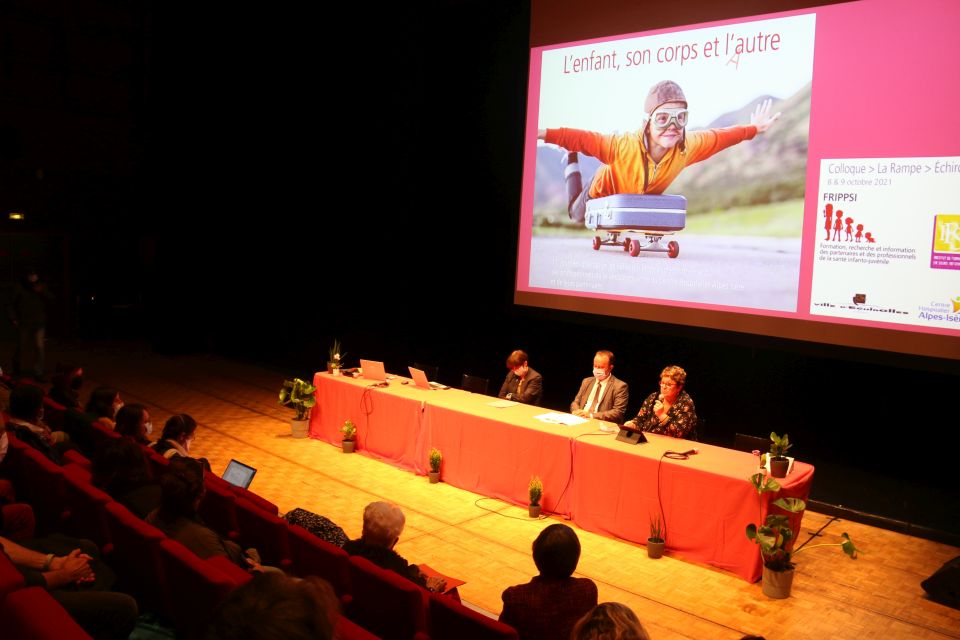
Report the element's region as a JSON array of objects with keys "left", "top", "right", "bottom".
[{"left": 516, "top": 0, "right": 960, "bottom": 358}]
